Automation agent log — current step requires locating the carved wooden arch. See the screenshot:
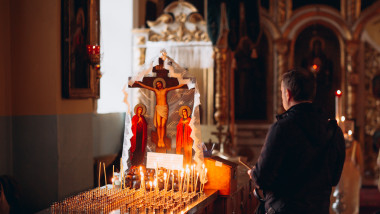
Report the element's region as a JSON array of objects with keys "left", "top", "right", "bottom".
[
  {"left": 352, "top": 1, "right": 380, "bottom": 40},
  {"left": 260, "top": 12, "right": 282, "bottom": 40},
  {"left": 257, "top": 14, "right": 280, "bottom": 121},
  {"left": 283, "top": 5, "right": 352, "bottom": 40},
  {"left": 279, "top": 7, "right": 351, "bottom": 116}
]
